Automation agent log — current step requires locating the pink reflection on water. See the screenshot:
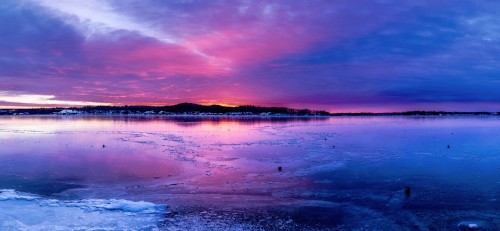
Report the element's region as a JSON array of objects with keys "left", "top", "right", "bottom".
[
  {"left": 3, "top": 115, "right": 500, "bottom": 210},
  {"left": 4, "top": 114, "right": 500, "bottom": 228},
  {"left": 0, "top": 116, "right": 324, "bottom": 202}
]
